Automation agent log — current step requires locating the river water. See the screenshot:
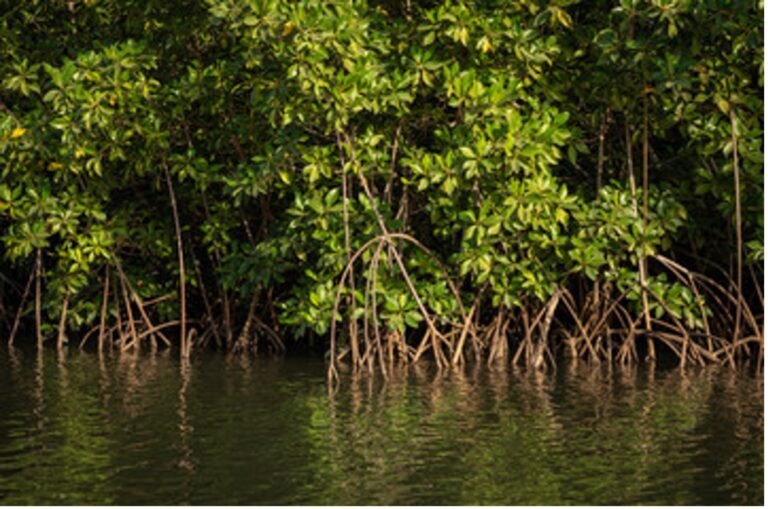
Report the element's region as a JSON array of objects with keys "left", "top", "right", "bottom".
[{"left": 0, "top": 348, "right": 762, "bottom": 505}]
